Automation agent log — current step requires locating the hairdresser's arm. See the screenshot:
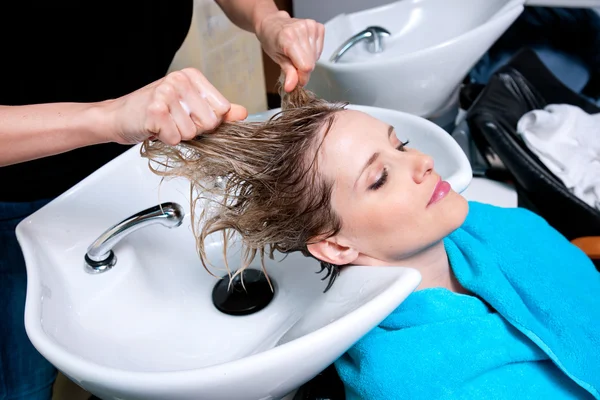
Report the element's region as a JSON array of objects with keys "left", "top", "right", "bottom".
[
  {"left": 215, "top": 0, "right": 325, "bottom": 92},
  {"left": 0, "top": 68, "right": 248, "bottom": 167},
  {"left": 0, "top": 102, "right": 112, "bottom": 167}
]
